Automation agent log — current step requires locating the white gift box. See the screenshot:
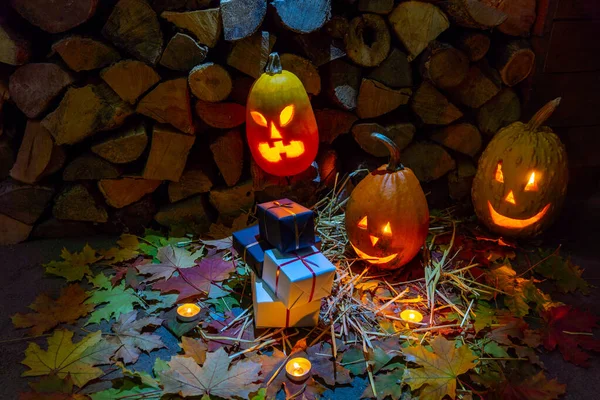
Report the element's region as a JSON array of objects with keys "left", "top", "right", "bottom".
[
  {"left": 263, "top": 246, "right": 336, "bottom": 309},
  {"left": 252, "top": 273, "right": 321, "bottom": 328}
]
